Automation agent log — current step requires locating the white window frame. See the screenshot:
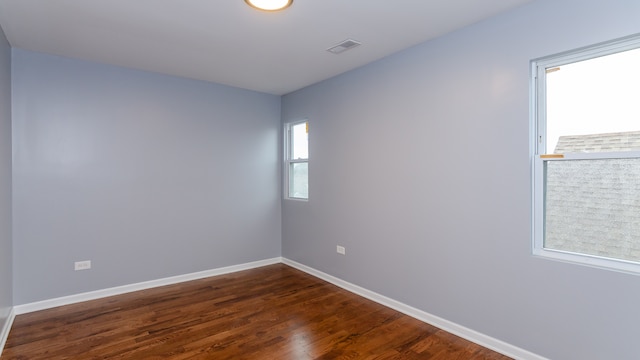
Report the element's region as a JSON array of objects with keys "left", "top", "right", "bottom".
[
  {"left": 531, "top": 33, "right": 640, "bottom": 275},
  {"left": 284, "top": 120, "right": 308, "bottom": 201}
]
